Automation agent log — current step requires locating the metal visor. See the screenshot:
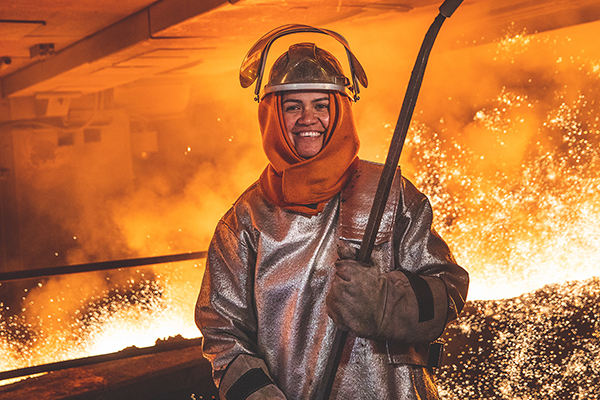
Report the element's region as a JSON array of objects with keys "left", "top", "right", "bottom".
[{"left": 239, "top": 24, "right": 368, "bottom": 101}]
